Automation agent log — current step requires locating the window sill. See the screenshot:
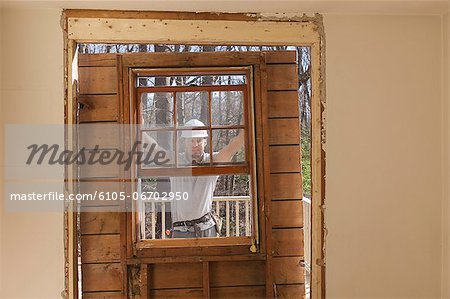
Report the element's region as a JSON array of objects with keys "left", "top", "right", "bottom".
[
  {"left": 136, "top": 236, "right": 252, "bottom": 249},
  {"left": 132, "top": 236, "right": 262, "bottom": 259}
]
